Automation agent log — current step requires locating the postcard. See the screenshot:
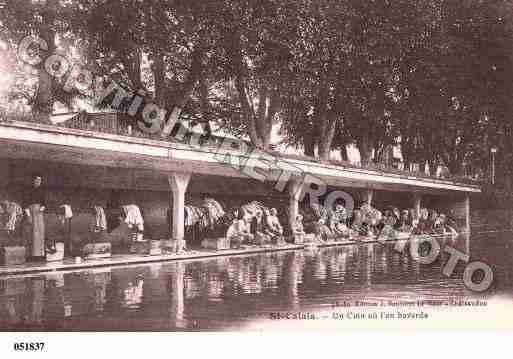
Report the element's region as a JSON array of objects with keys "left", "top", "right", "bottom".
[{"left": 0, "top": 1, "right": 512, "bottom": 354}]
